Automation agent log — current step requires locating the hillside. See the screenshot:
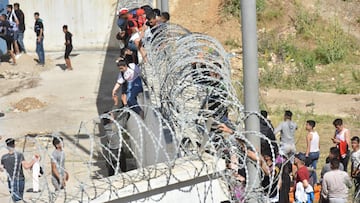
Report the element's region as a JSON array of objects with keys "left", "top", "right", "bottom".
[{"left": 169, "top": 0, "right": 360, "bottom": 136}]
